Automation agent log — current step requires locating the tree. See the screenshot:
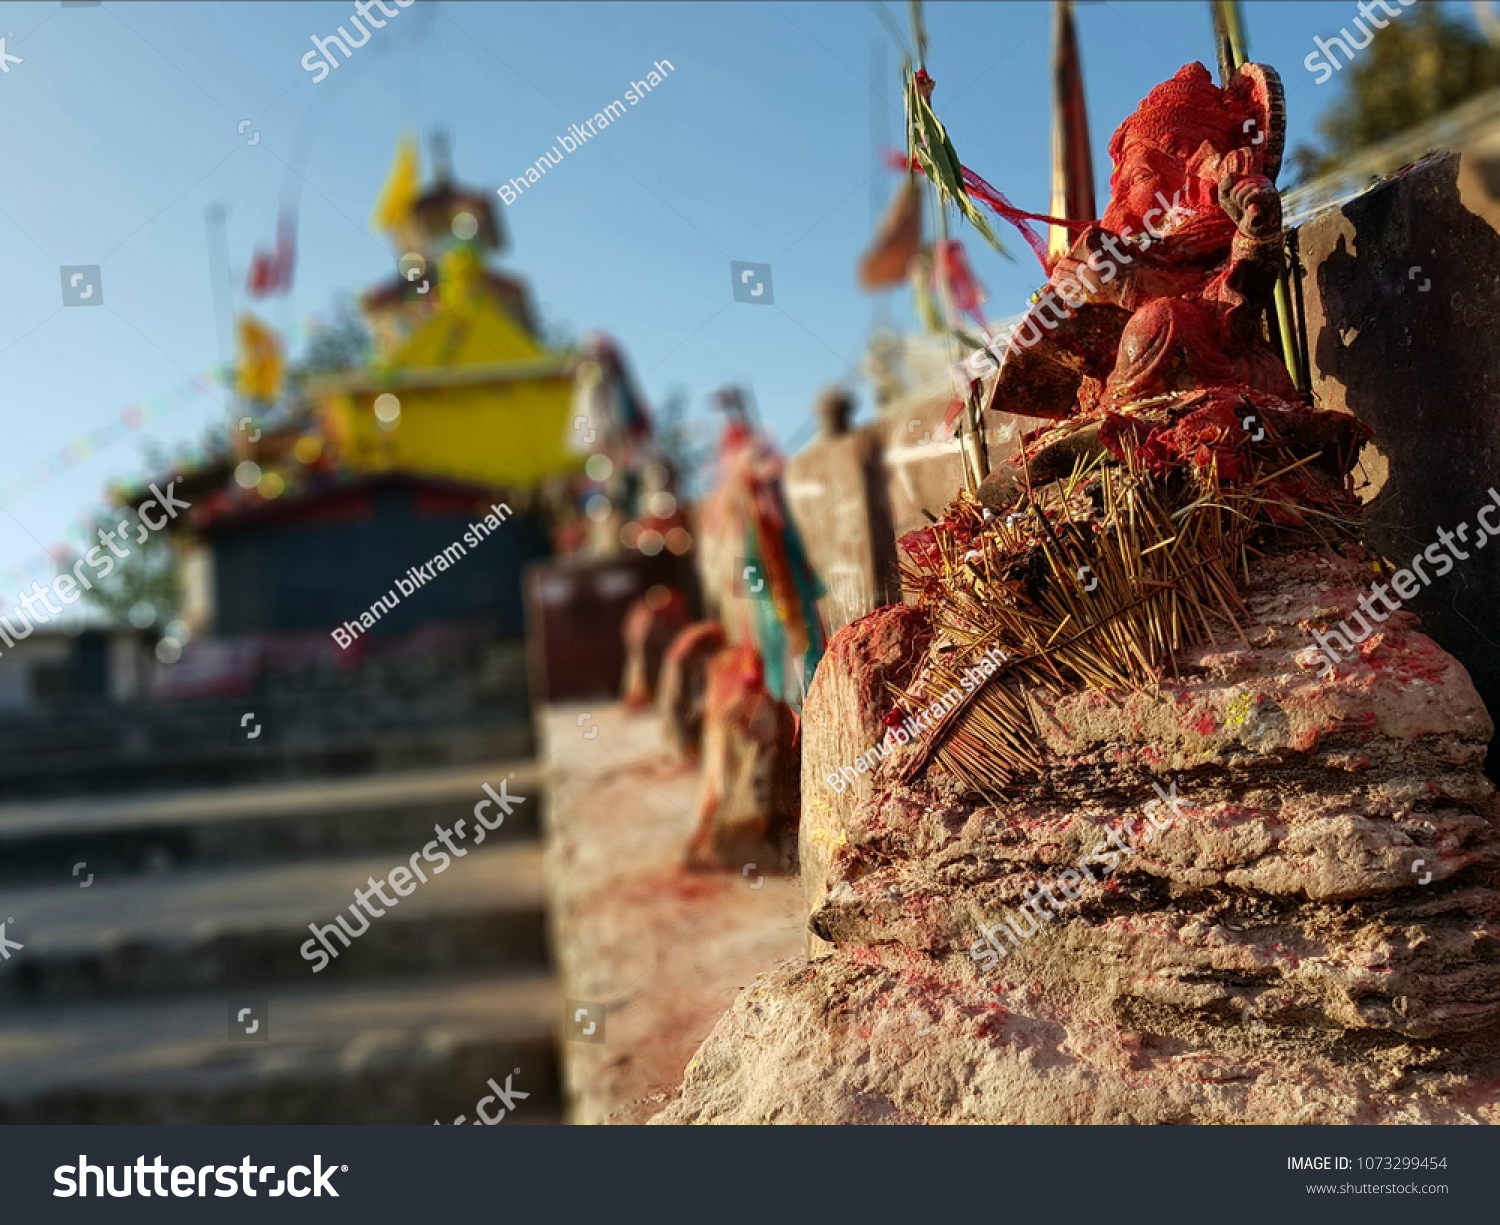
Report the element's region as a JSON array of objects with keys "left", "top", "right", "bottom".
[
  {"left": 534, "top": 301, "right": 577, "bottom": 351},
  {"left": 75, "top": 500, "right": 182, "bottom": 630},
  {"left": 1291, "top": 3, "right": 1500, "bottom": 183},
  {"left": 299, "top": 301, "right": 372, "bottom": 374}
]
